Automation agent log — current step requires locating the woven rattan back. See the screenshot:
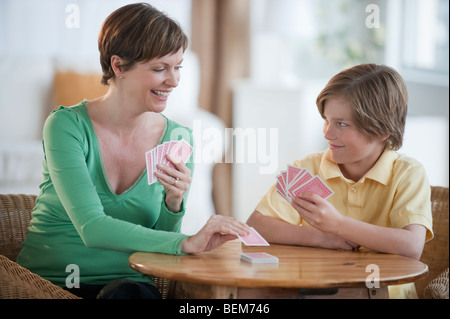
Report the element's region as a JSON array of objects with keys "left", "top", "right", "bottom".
[
  {"left": 0, "top": 194, "right": 37, "bottom": 261},
  {"left": 415, "top": 186, "right": 449, "bottom": 298},
  {"left": 0, "top": 193, "right": 170, "bottom": 299}
]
